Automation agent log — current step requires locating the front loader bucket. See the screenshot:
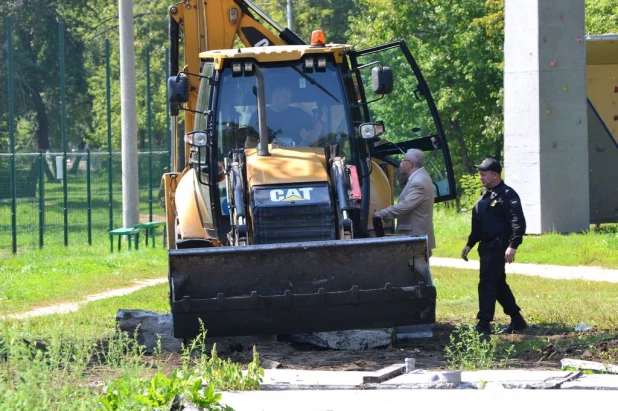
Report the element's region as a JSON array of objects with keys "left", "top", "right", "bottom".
[{"left": 169, "top": 236, "right": 435, "bottom": 338}]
